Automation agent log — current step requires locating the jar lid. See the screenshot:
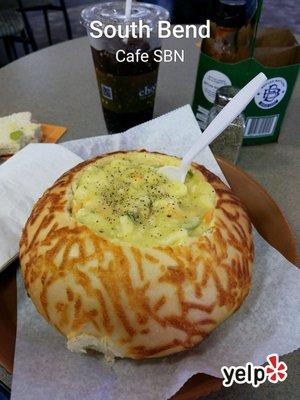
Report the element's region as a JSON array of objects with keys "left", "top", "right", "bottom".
[
  {"left": 81, "top": 2, "right": 169, "bottom": 31},
  {"left": 215, "top": 86, "right": 240, "bottom": 106},
  {"left": 216, "top": 0, "right": 248, "bottom": 28}
]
